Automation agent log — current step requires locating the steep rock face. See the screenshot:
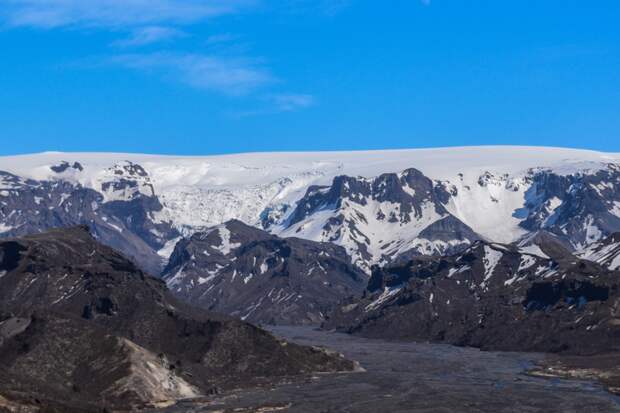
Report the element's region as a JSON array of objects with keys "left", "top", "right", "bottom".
[
  {"left": 325, "top": 241, "right": 620, "bottom": 355},
  {"left": 579, "top": 232, "right": 620, "bottom": 271},
  {"left": 0, "top": 162, "right": 179, "bottom": 274},
  {"left": 162, "top": 220, "right": 366, "bottom": 325},
  {"left": 0, "top": 227, "right": 354, "bottom": 411},
  {"left": 517, "top": 164, "right": 620, "bottom": 249},
  {"left": 274, "top": 169, "right": 481, "bottom": 272}
]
